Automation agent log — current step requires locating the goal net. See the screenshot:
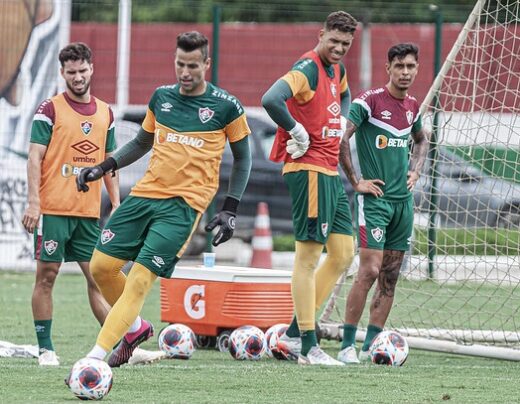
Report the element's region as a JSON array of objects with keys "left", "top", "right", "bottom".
[{"left": 319, "top": 0, "right": 520, "bottom": 360}]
